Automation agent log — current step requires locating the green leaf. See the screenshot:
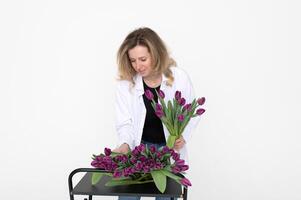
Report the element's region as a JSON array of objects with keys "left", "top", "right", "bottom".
[
  {"left": 167, "top": 135, "right": 177, "bottom": 148},
  {"left": 156, "top": 90, "right": 168, "bottom": 114},
  {"left": 151, "top": 101, "right": 157, "bottom": 111},
  {"left": 173, "top": 116, "right": 179, "bottom": 136},
  {"left": 91, "top": 172, "right": 104, "bottom": 185},
  {"left": 151, "top": 170, "right": 167, "bottom": 193},
  {"left": 105, "top": 178, "right": 132, "bottom": 186},
  {"left": 110, "top": 152, "right": 123, "bottom": 157},
  {"left": 145, "top": 144, "right": 150, "bottom": 155},
  {"left": 173, "top": 99, "right": 178, "bottom": 118},
  {"left": 105, "top": 178, "right": 154, "bottom": 186},
  {"left": 161, "top": 117, "right": 174, "bottom": 133},
  {"left": 164, "top": 124, "right": 174, "bottom": 137},
  {"left": 161, "top": 169, "right": 182, "bottom": 184},
  {"left": 167, "top": 100, "right": 173, "bottom": 124},
  {"left": 179, "top": 115, "right": 191, "bottom": 134}
]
